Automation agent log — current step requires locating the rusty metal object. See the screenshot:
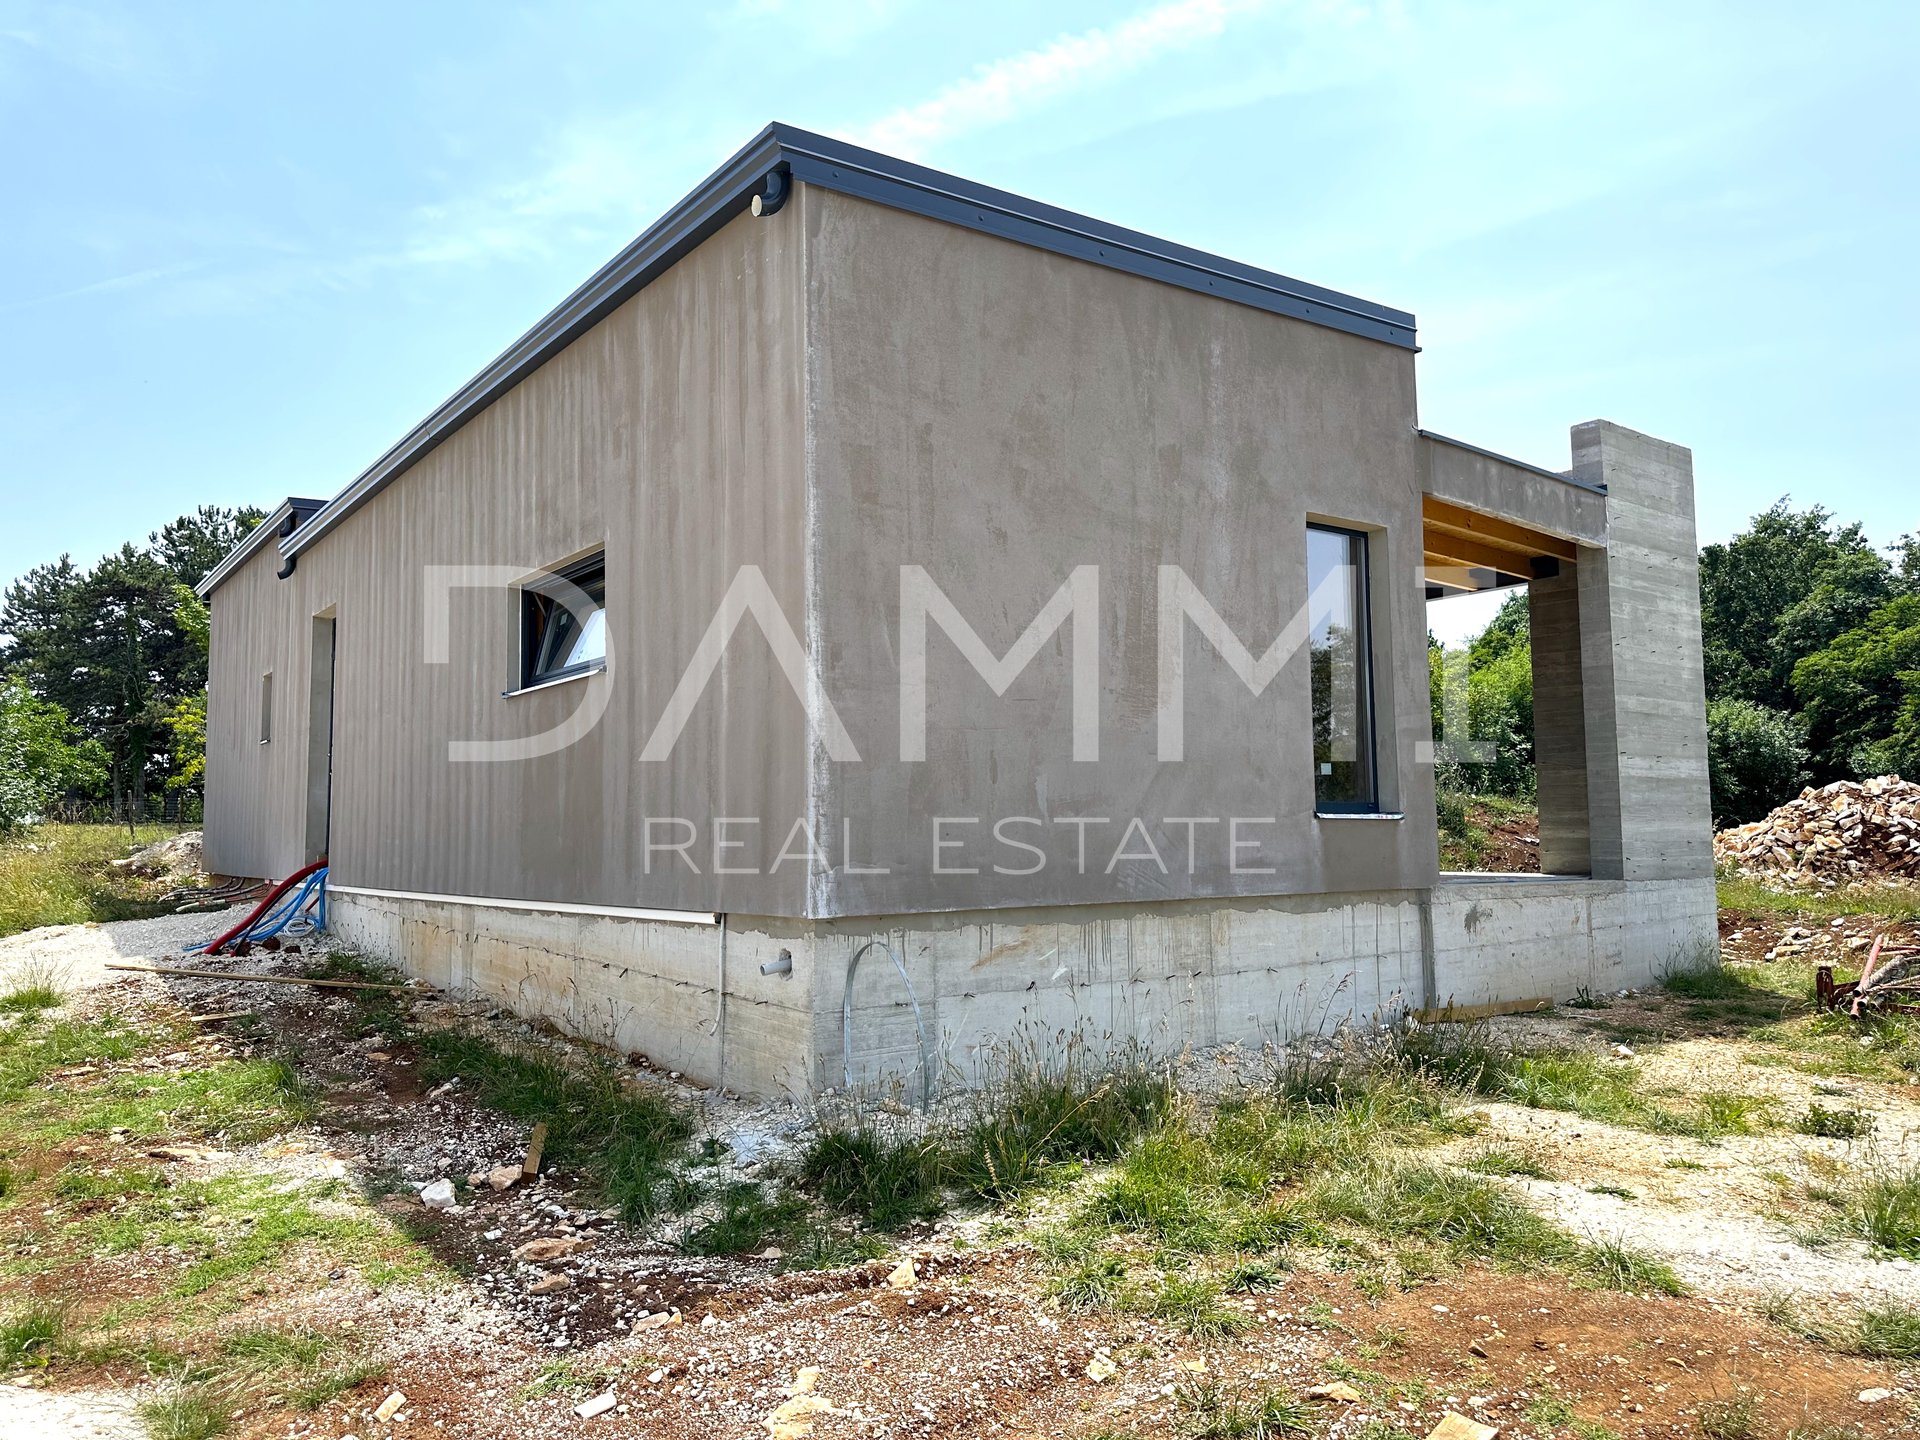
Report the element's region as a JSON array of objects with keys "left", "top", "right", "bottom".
[{"left": 1816, "top": 935, "right": 1920, "bottom": 1016}]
